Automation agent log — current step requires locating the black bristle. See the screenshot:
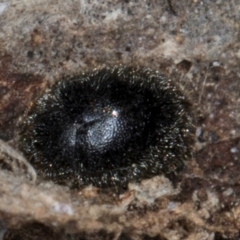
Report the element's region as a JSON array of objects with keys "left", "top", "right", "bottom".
[{"left": 21, "top": 66, "right": 194, "bottom": 189}]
